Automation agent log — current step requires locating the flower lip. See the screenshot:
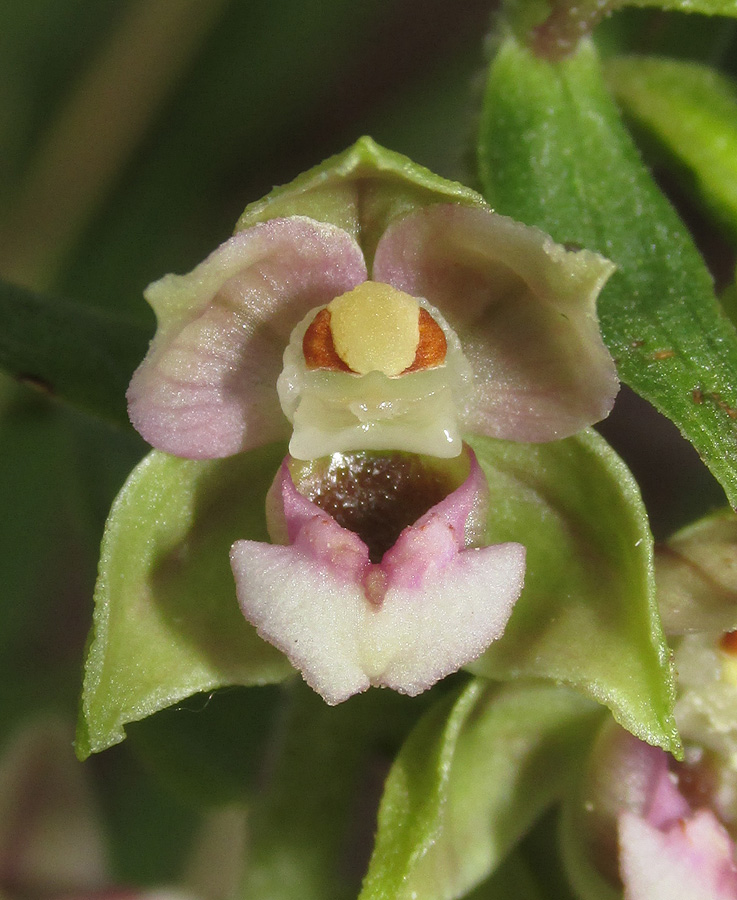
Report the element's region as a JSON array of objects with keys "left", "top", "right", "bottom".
[
  {"left": 581, "top": 723, "right": 737, "bottom": 900},
  {"left": 231, "top": 445, "right": 525, "bottom": 704},
  {"left": 280, "top": 450, "right": 471, "bottom": 563}
]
